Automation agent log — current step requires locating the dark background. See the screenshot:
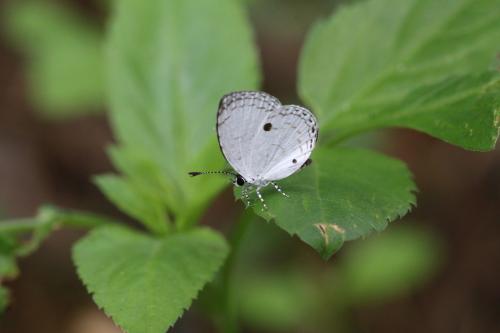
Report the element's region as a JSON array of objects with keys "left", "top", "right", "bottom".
[{"left": 1, "top": 0, "right": 499, "bottom": 332}]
